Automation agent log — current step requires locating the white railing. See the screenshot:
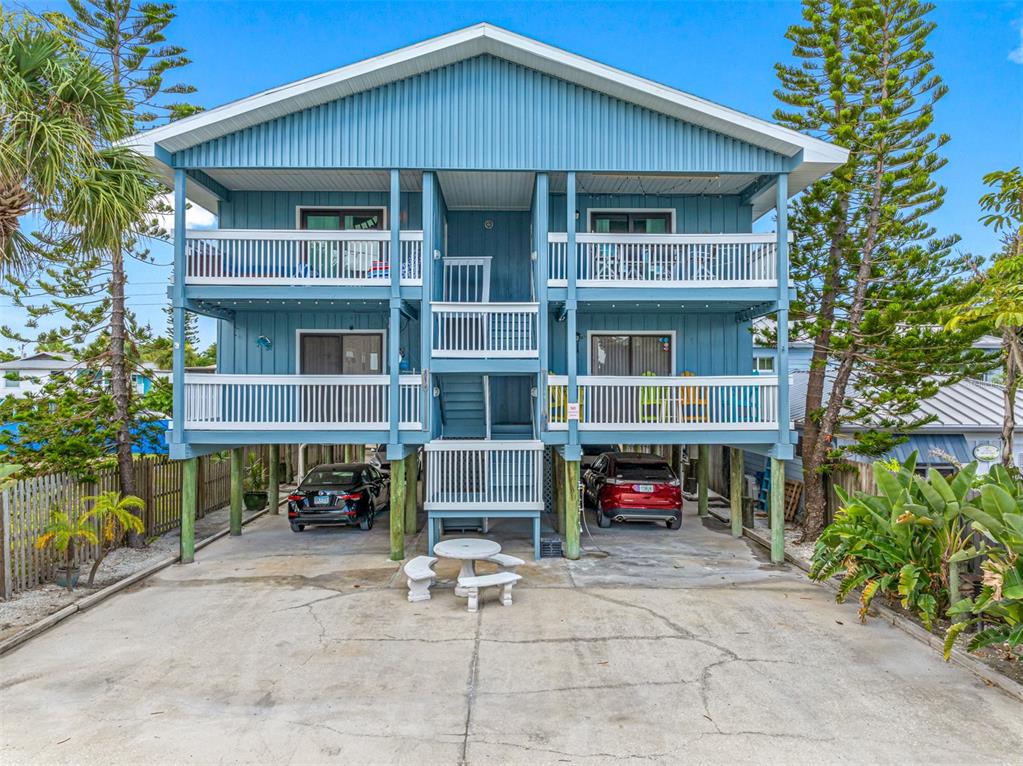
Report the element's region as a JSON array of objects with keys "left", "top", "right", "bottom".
[
  {"left": 424, "top": 440, "right": 544, "bottom": 510},
  {"left": 185, "top": 230, "right": 423, "bottom": 286},
  {"left": 183, "top": 374, "right": 423, "bottom": 430},
  {"left": 546, "top": 375, "right": 779, "bottom": 431},
  {"left": 547, "top": 233, "right": 782, "bottom": 287},
  {"left": 432, "top": 302, "right": 539, "bottom": 357}
]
